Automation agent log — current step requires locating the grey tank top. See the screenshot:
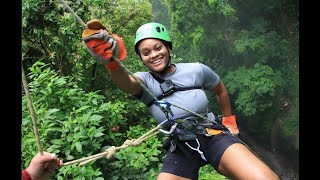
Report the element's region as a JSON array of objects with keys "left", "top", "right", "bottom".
[{"left": 134, "top": 62, "right": 220, "bottom": 125}]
